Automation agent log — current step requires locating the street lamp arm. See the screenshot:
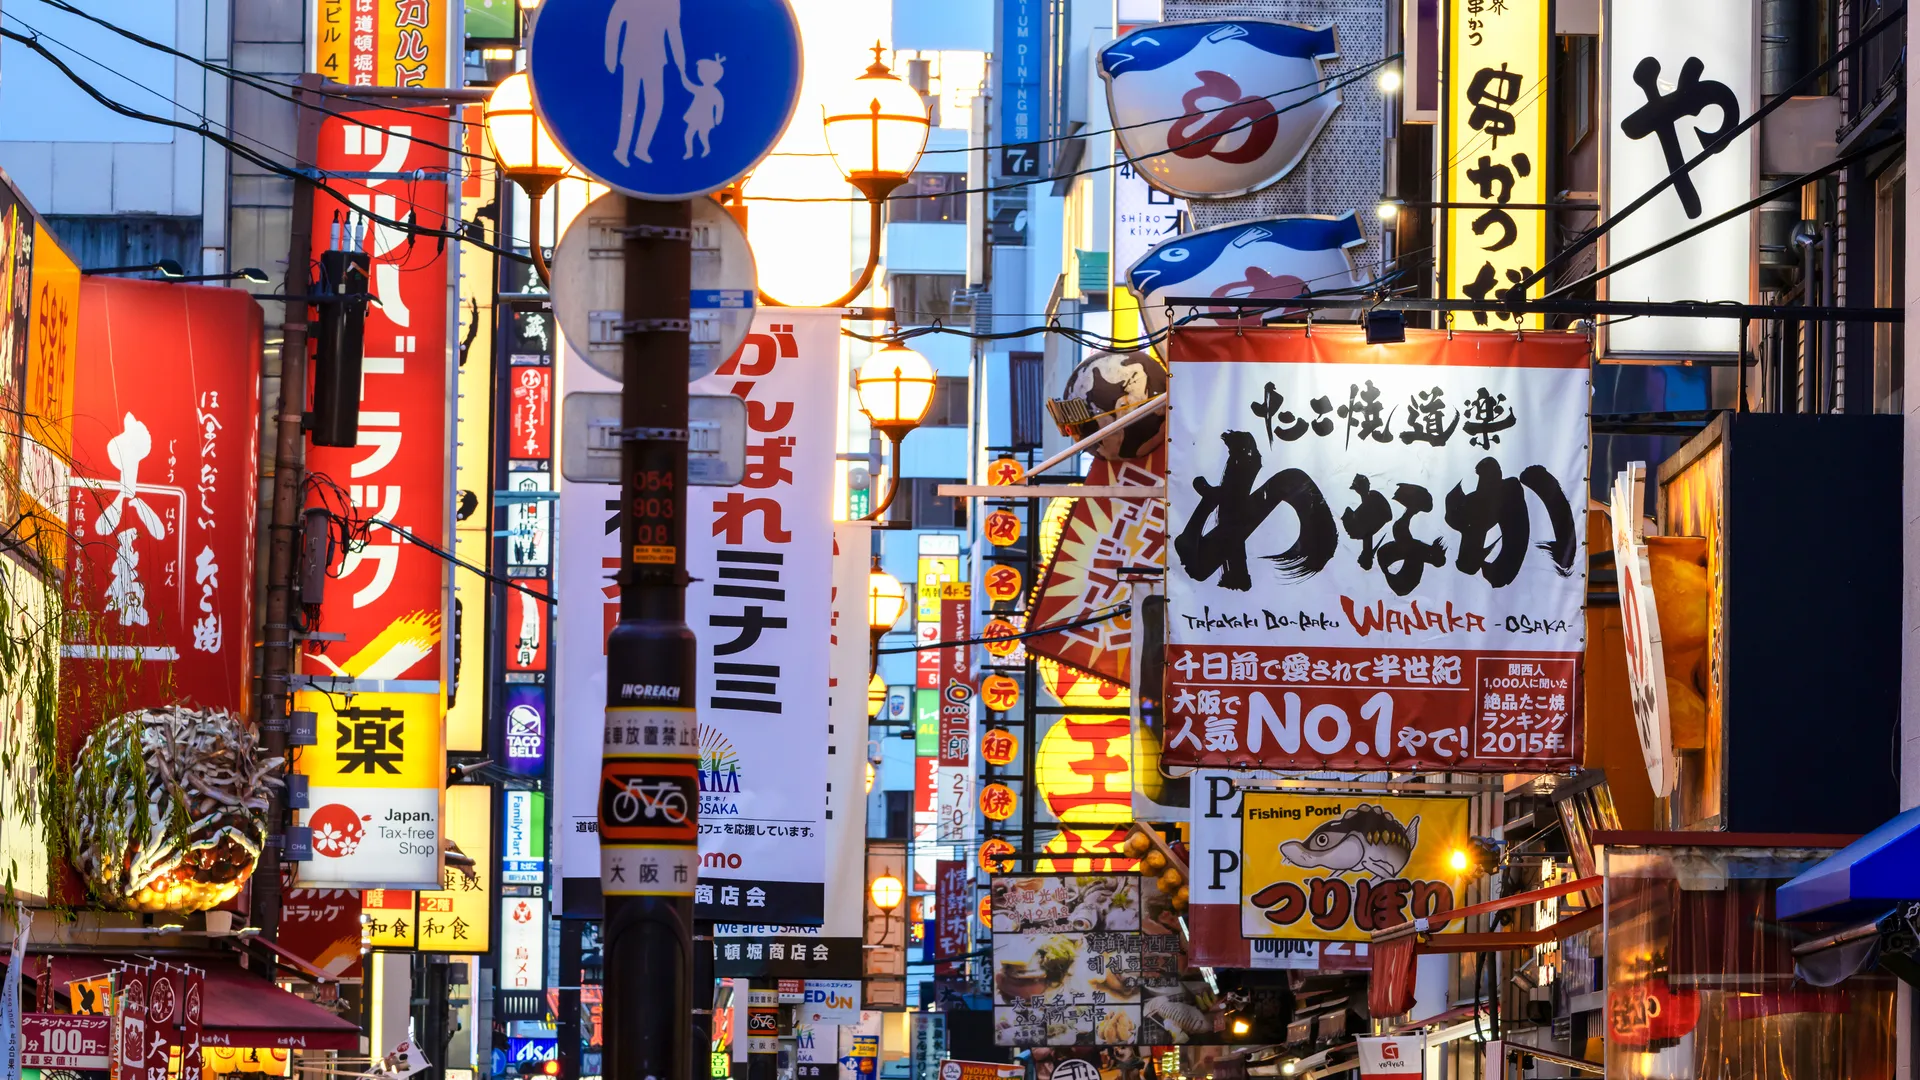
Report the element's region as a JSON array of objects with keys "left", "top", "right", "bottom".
[
  {"left": 859, "top": 429, "right": 904, "bottom": 522},
  {"left": 757, "top": 195, "right": 885, "bottom": 309},
  {"left": 527, "top": 190, "right": 553, "bottom": 288}
]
